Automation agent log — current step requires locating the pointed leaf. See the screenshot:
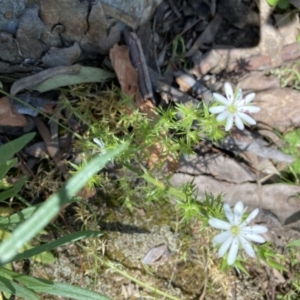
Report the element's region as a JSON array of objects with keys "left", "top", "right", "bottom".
[
  {"left": 0, "top": 133, "right": 35, "bottom": 161},
  {"left": 11, "top": 230, "right": 103, "bottom": 262},
  {"left": 0, "top": 143, "right": 128, "bottom": 265}
]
